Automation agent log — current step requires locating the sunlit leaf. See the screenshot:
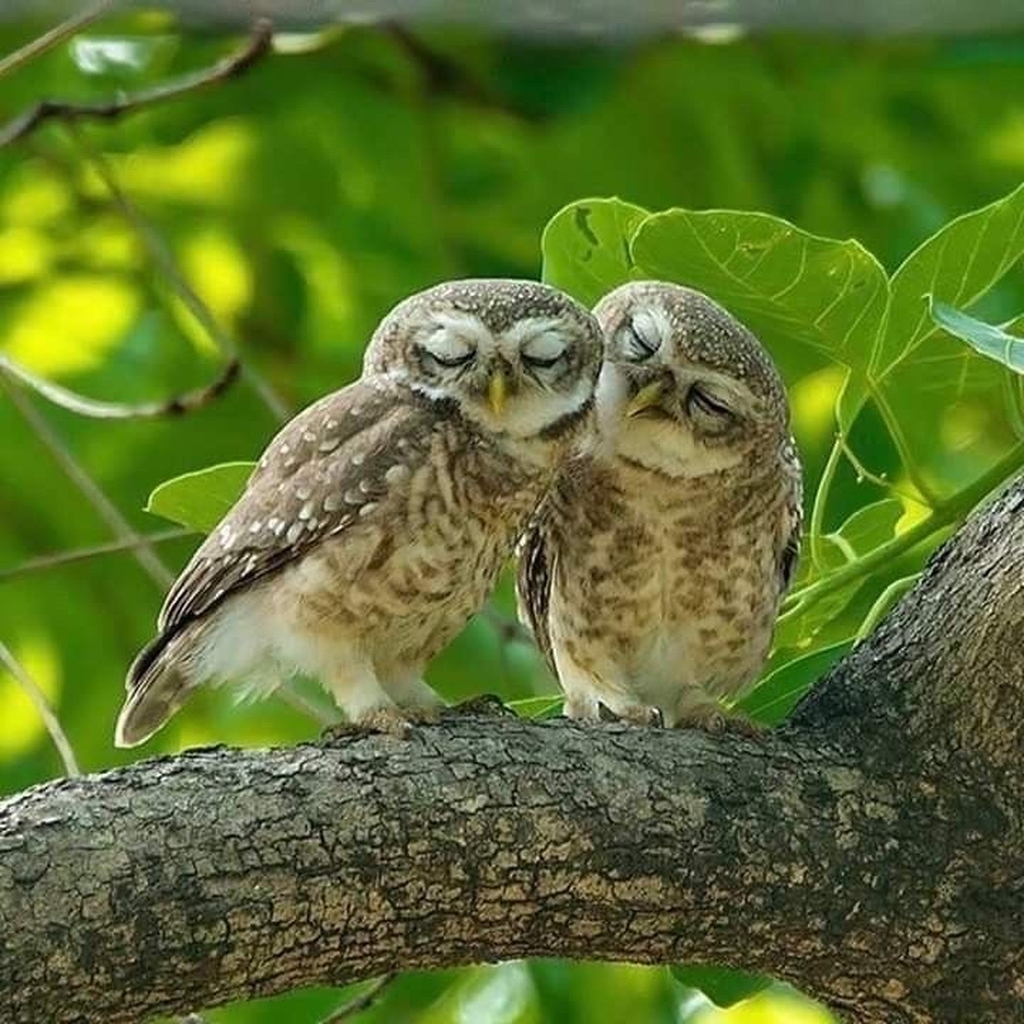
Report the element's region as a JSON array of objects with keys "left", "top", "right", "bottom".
[
  {"left": 630, "top": 209, "right": 889, "bottom": 365},
  {"left": 146, "top": 462, "right": 255, "bottom": 533},
  {"left": 929, "top": 299, "right": 1024, "bottom": 374},
  {"left": 420, "top": 963, "right": 540, "bottom": 1024},
  {"left": 507, "top": 696, "right": 563, "bottom": 719},
  {"left": 670, "top": 965, "right": 772, "bottom": 1009},
  {"left": 737, "top": 641, "right": 853, "bottom": 725},
  {"left": 2, "top": 276, "right": 140, "bottom": 376},
  {"left": 819, "top": 498, "right": 904, "bottom": 570},
  {"left": 541, "top": 197, "right": 648, "bottom": 306},
  {"left": 855, "top": 573, "right": 921, "bottom": 641},
  {"left": 881, "top": 183, "right": 1024, "bottom": 379}
]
